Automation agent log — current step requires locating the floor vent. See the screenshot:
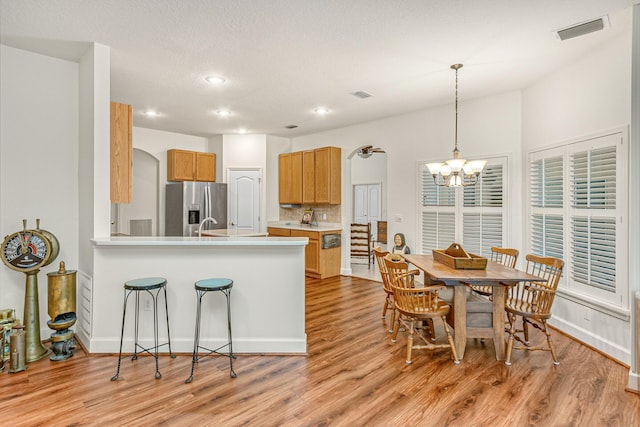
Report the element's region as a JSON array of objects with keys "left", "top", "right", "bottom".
[{"left": 556, "top": 16, "right": 609, "bottom": 41}]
